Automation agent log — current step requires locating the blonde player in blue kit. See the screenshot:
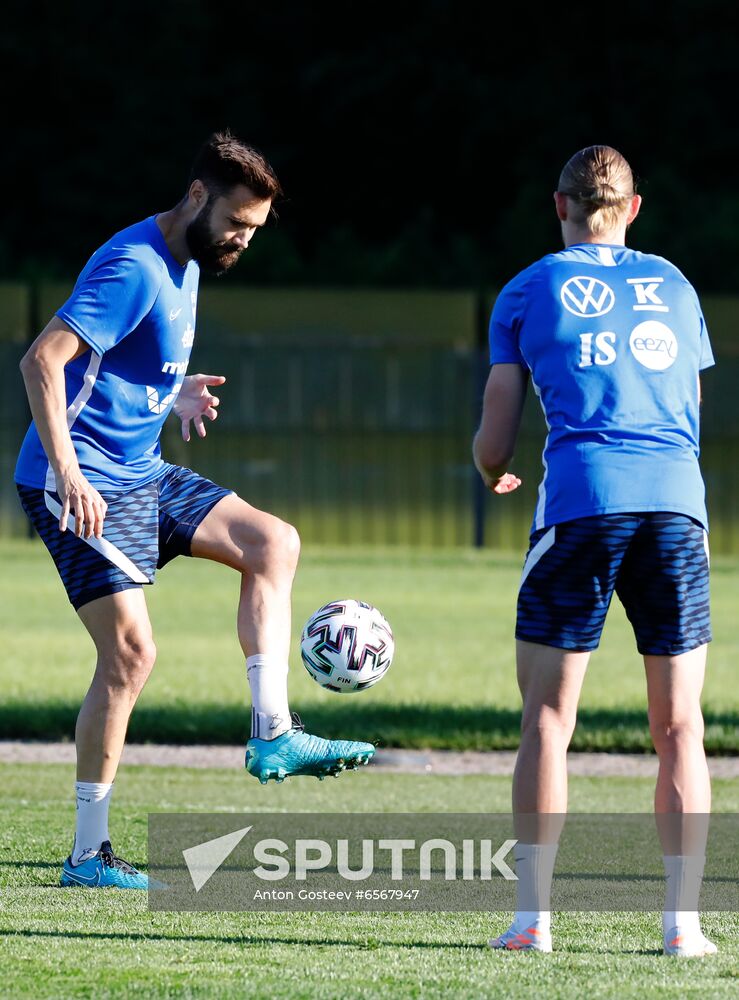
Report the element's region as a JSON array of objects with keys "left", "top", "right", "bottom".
[
  {"left": 473, "top": 146, "right": 716, "bottom": 957},
  {"left": 15, "top": 131, "right": 375, "bottom": 890}
]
